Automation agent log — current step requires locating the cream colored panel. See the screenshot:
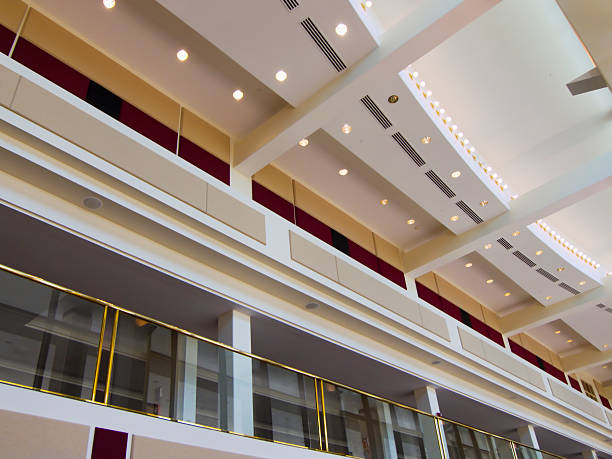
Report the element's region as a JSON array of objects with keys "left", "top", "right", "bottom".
[
  {"left": 12, "top": 78, "right": 207, "bottom": 210},
  {"left": 436, "top": 276, "right": 484, "bottom": 320},
  {"left": 459, "top": 328, "right": 485, "bottom": 359},
  {"left": 253, "top": 165, "right": 294, "bottom": 203},
  {"left": 481, "top": 307, "right": 501, "bottom": 330},
  {"left": 0, "top": 0, "right": 27, "bottom": 32},
  {"left": 483, "top": 341, "right": 546, "bottom": 391},
  {"left": 374, "top": 234, "right": 403, "bottom": 270},
  {"left": 290, "top": 231, "right": 338, "bottom": 281},
  {"left": 336, "top": 259, "right": 421, "bottom": 325},
  {"left": 416, "top": 272, "right": 438, "bottom": 292},
  {"left": 21, "top": 11, "right": 179, "bottom": 130},
  {"left": 294, "top": 182, "right": 375, "bottom": 252},
  {"left": 520, "top": 334, "right": 551, "bottom": 363},
  {"left": 181, "top": 109, "right": 229, "bottom": 162},
  {"left": 0, "top": 66, "right": 19, "bottom": 107},
  {"left": 549, "top": 378, "right": 605, "bottom": 421},
  {"left": 0, "top": 409, "right": 89, "bottom": 459},
  {"left": 607, "top": 410, "right": 612, "bottom": 425},
  {"left": 132, "top": 435, "right": 255, "bottom": 459},
  {"left": 420, "top": 305, "right": 450, "bottom": 341},
  {"left": 207, "top": 185, "right": 266, "bottom": 244},
  {"left": 548, "top": 351, "right": 563, "bottom": 370}
]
